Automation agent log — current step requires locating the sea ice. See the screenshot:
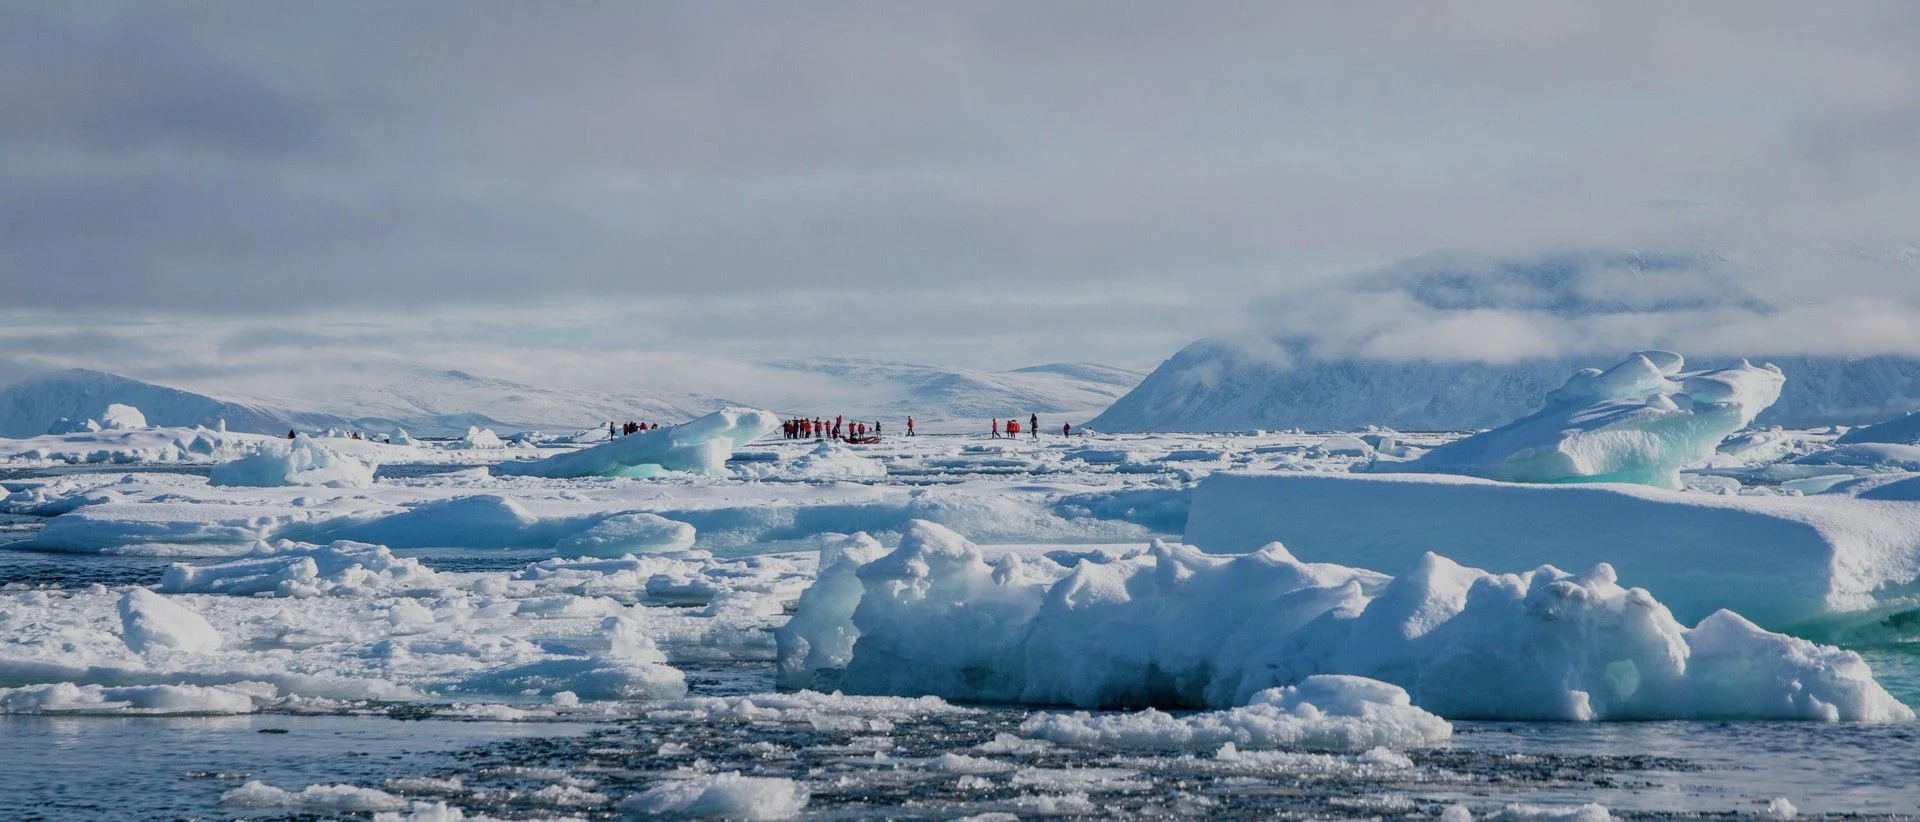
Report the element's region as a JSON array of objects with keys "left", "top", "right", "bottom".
[
  {"left": 119, "top": 587, "right": 223, "bottom": 653},
  {"left": 208, "top": 435, "right": 379, "bottom": 488},
  {"left": 620, "top": 772, "right": 808, "bottom": 819},
  {"left": 495, "top": 407, "right": 779, "bottom": 478},
  {"left": 1388, "top": 352, "right": 1784, "bottom": 487},
  {"left": 779, "top": 520, "right": 1911, "bottom": 720},
  {"left": 1183, "top": 471, "right": 1920, "bottom": 632},
  {"left": 157, "top": 540, "right": 442, "bottom": 597},
  {"left": 220, "top": 781, "right": 409, "bottom": 813},
  {"left": 1019, "top": 675, "right": 1452, "bottom": 751},
  {"left": 0, "top": 682, "right": 256, "bottom": 715}
]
